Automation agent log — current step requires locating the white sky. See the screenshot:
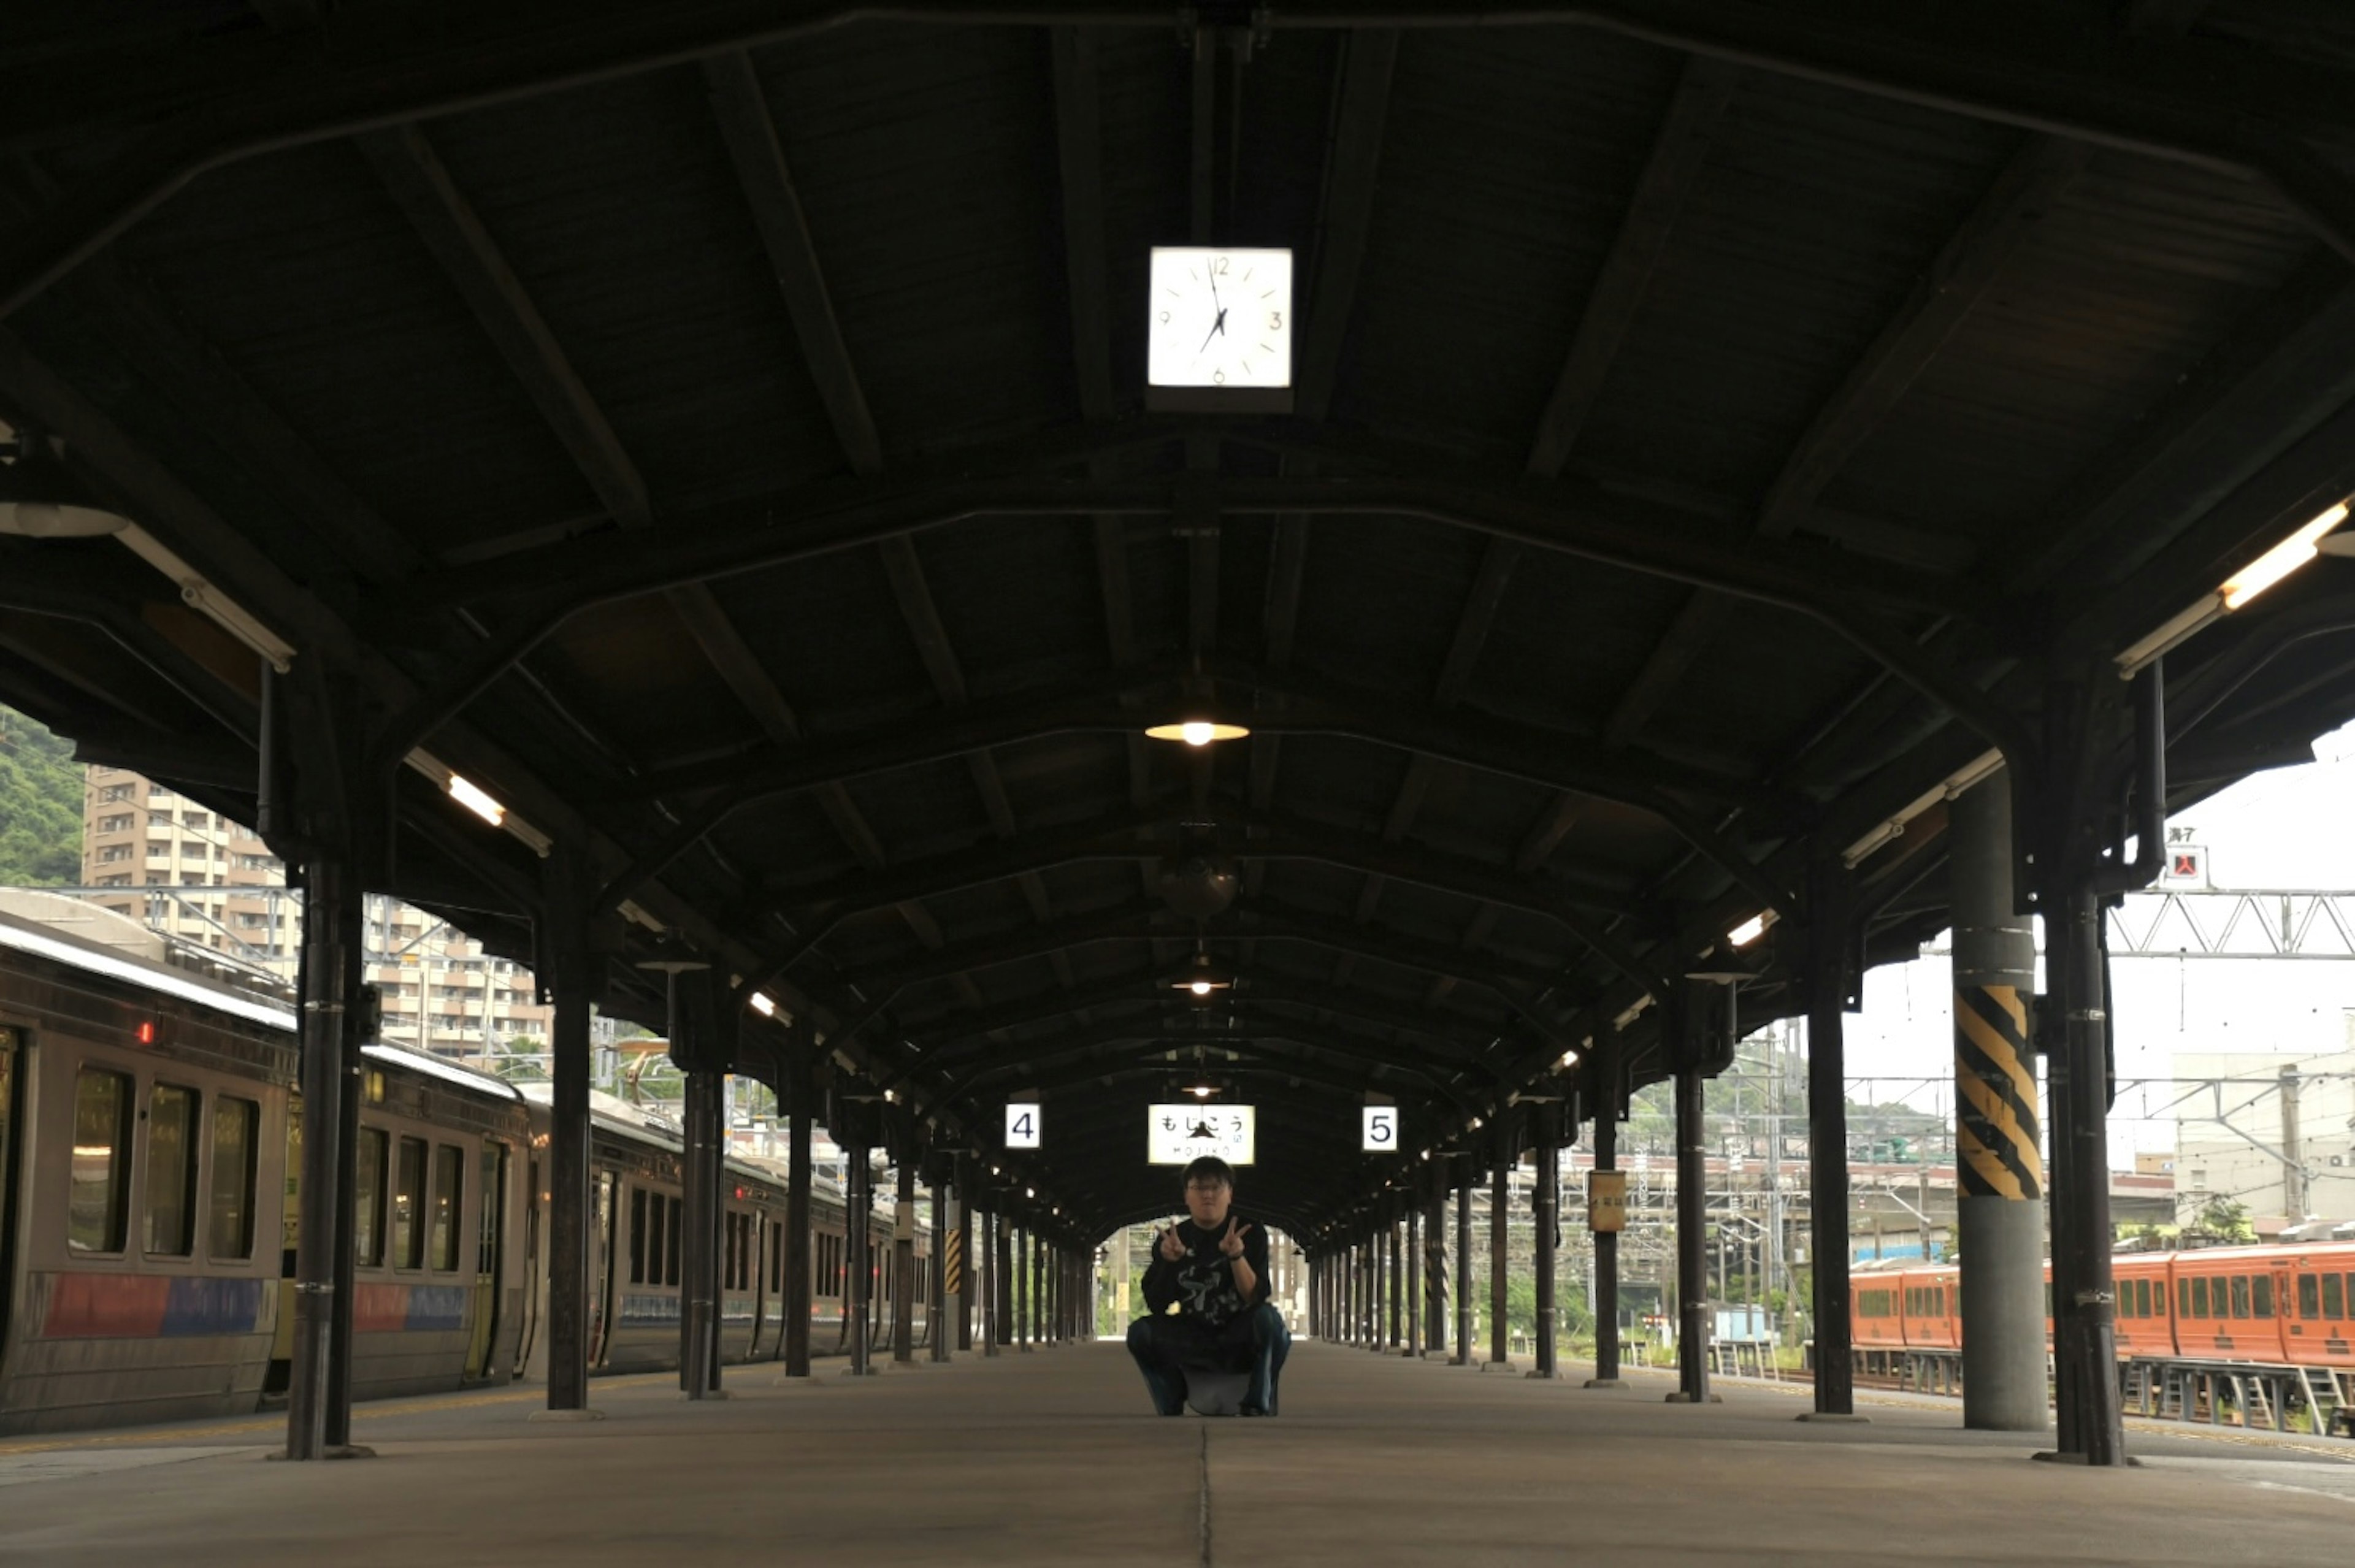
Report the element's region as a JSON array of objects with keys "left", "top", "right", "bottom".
[{"left": 1842, "top": 716, "right": 2355, "bottom": 1159}]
